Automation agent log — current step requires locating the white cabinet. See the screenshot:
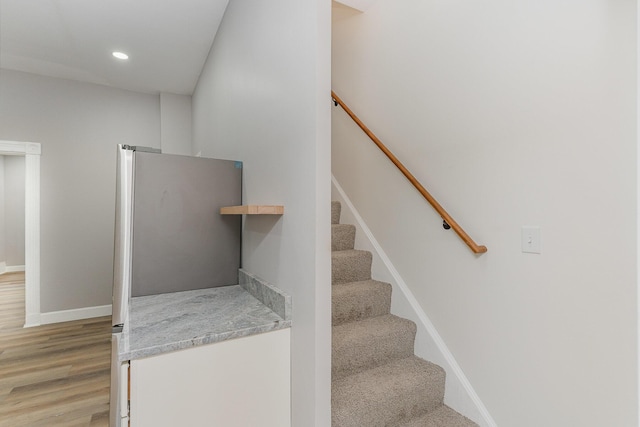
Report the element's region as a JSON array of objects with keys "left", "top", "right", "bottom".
[{"left": 129, "top": 329, "right": 291, "bottom": 427}]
